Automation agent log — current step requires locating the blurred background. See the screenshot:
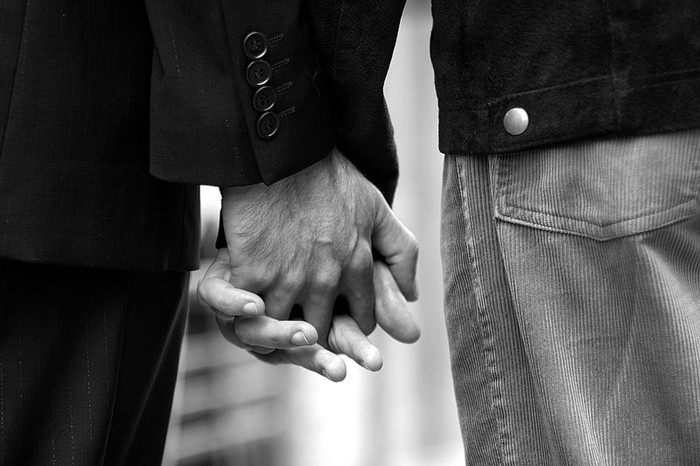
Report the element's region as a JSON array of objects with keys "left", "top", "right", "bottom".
[{"left": 163, "top": 1, "right": 464, "bottom": 464}]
